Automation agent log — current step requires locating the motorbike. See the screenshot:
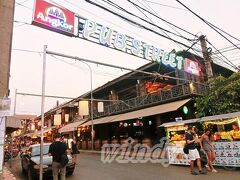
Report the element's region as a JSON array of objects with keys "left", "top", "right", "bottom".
[
  {"left": 4, "top": 146, "right": 20, "bottom": 162},
  {"left": 4, "top": 150, "right": 11, "bottom": 162}
]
